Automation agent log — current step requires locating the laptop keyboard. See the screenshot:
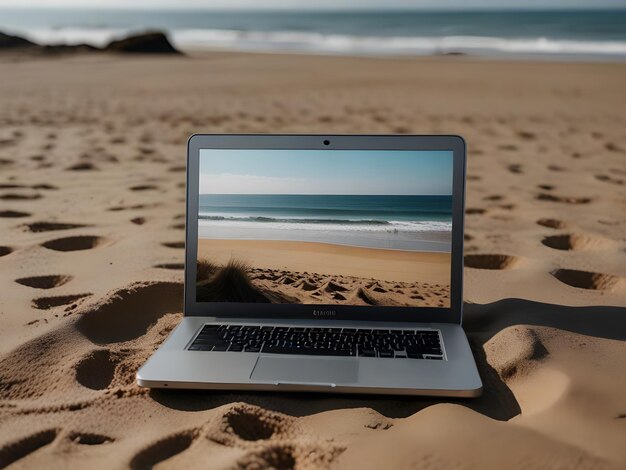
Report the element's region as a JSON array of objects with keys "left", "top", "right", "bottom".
[{"left": 187, "top": 324, "right": 444, "bottom": 360}]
